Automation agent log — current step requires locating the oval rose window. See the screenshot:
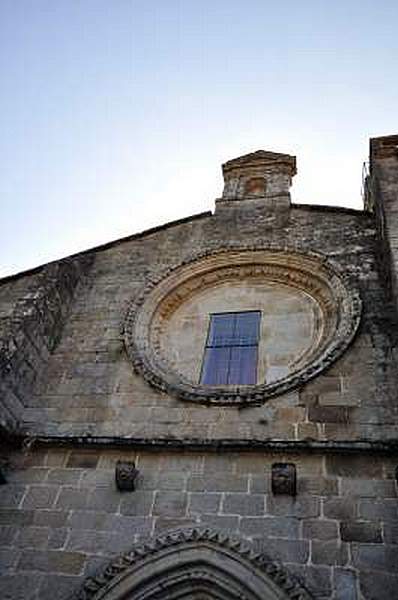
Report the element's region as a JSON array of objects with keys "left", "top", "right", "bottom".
[{"left": 124, "top": 249, "right": 361, "bottom": 405}]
